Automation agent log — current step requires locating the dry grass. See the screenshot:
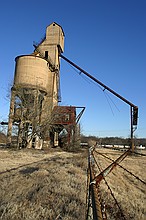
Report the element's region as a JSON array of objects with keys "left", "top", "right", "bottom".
[
  {"left": 0, "top": 148, "right": 87, "bottom": 220},
  {"left": 93, "top": 148, "right": 146, "bottom": 220},
  {"left": 0, "top": 147, "right": 145, "bottom": 220}
]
